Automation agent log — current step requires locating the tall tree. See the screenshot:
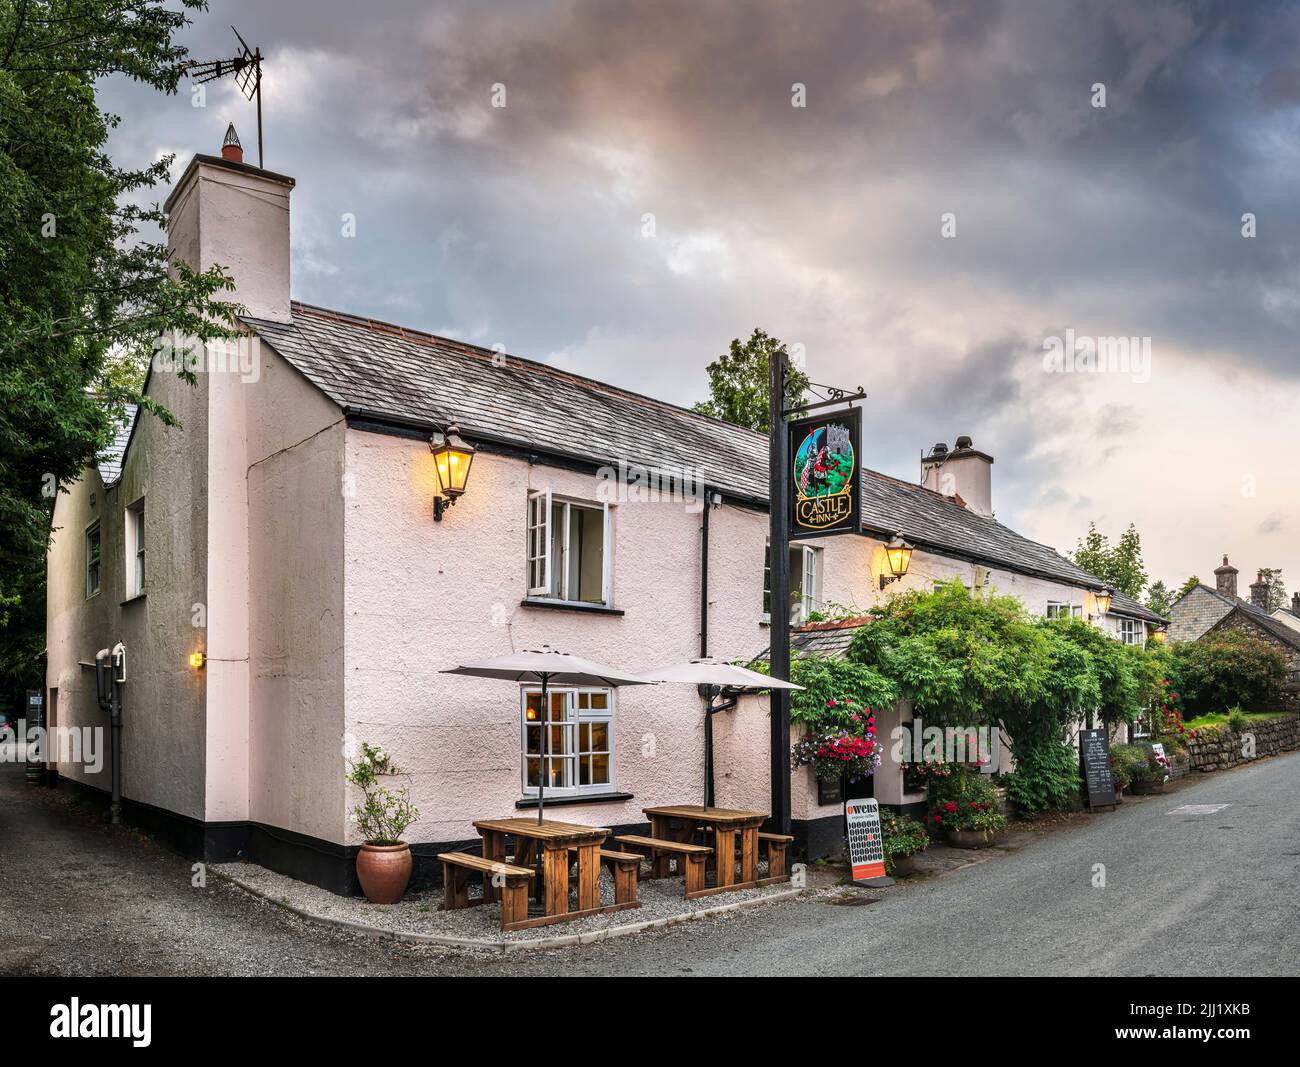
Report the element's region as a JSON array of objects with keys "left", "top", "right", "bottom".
[
  {"left": 1068, "top": 522, "right": 1148, "bottom": 600},
  {"left": 693, "top": 328, "right": 809, "bottom": 433},
  {"left": 1144, "top": 579, "right": 1173, "bottom": 618},
  {"left": 0, "top": 0, "right": 240, "bottom": 695}
]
